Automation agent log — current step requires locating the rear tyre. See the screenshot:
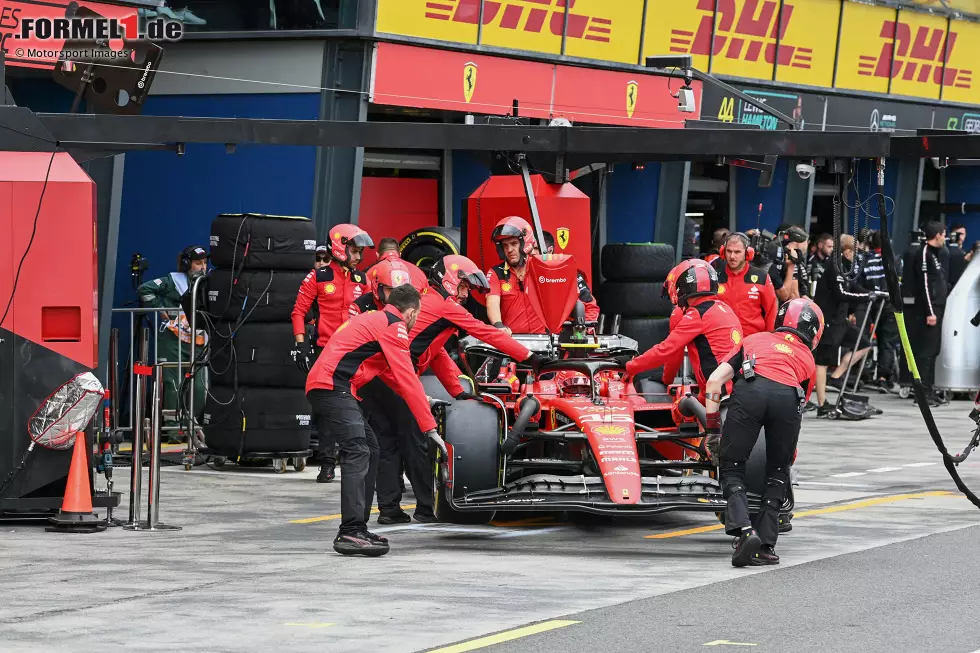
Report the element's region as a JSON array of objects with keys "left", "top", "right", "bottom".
[
  {"left": 601, "top": 243, "right": 675, "bottom": 281},
  {"left": 400, "top": 227, "right": 460, "bottom": 276},
  {"left": 433, "top": 399, "right": 499, "bottom": 524},
  {"left": 597, "top": 281, "right": 674, "bottom": 318},
  {"left": 619, "top": 317, "right": 671, "bottom": 353}
]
